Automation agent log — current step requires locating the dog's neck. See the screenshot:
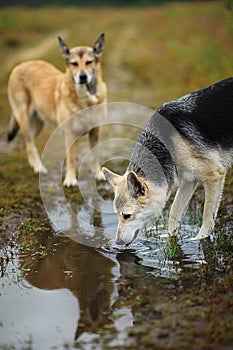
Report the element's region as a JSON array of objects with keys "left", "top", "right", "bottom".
[
  {"left": 62, "top": 71, "right": 95, "bottom": 106},
  {"left": 86, "top": 76, "right": 97, "bottom": 95},
  {"left": 128, "top": 112, "right": 177, "bottom": 191},
  {"left": 86, "top": 61, "right": 104, "bottom": 95}
]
